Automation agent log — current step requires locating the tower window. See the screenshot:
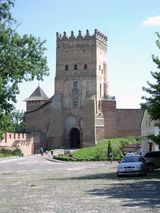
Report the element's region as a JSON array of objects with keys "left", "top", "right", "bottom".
[
  {"left": 74, "top": 64, "right": 78, "bottom": 70},
  {"left": 73, "top": 80, "right": 78, "bottom": 89},
  {"left": 100, "top": 83, "right": 102, "bottom": 98},
  {"left": 99, "top": 65, "right": 101, "bottom": 70},
  {"left": 73, "top": 100, "right": 78, "bottom": 109},
  {"left": 84, "top": 64, "right": 87, "bottom": 70},
  {"left": 65, "top": 65, "right": 68, "bottom": 71}
]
